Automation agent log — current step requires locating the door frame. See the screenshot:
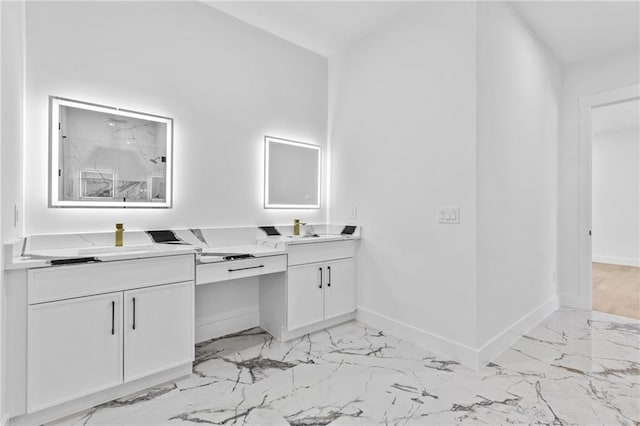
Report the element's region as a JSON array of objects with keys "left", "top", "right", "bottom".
[{"left": 578, "top": 84, "right": 640, "bottom": 309}]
